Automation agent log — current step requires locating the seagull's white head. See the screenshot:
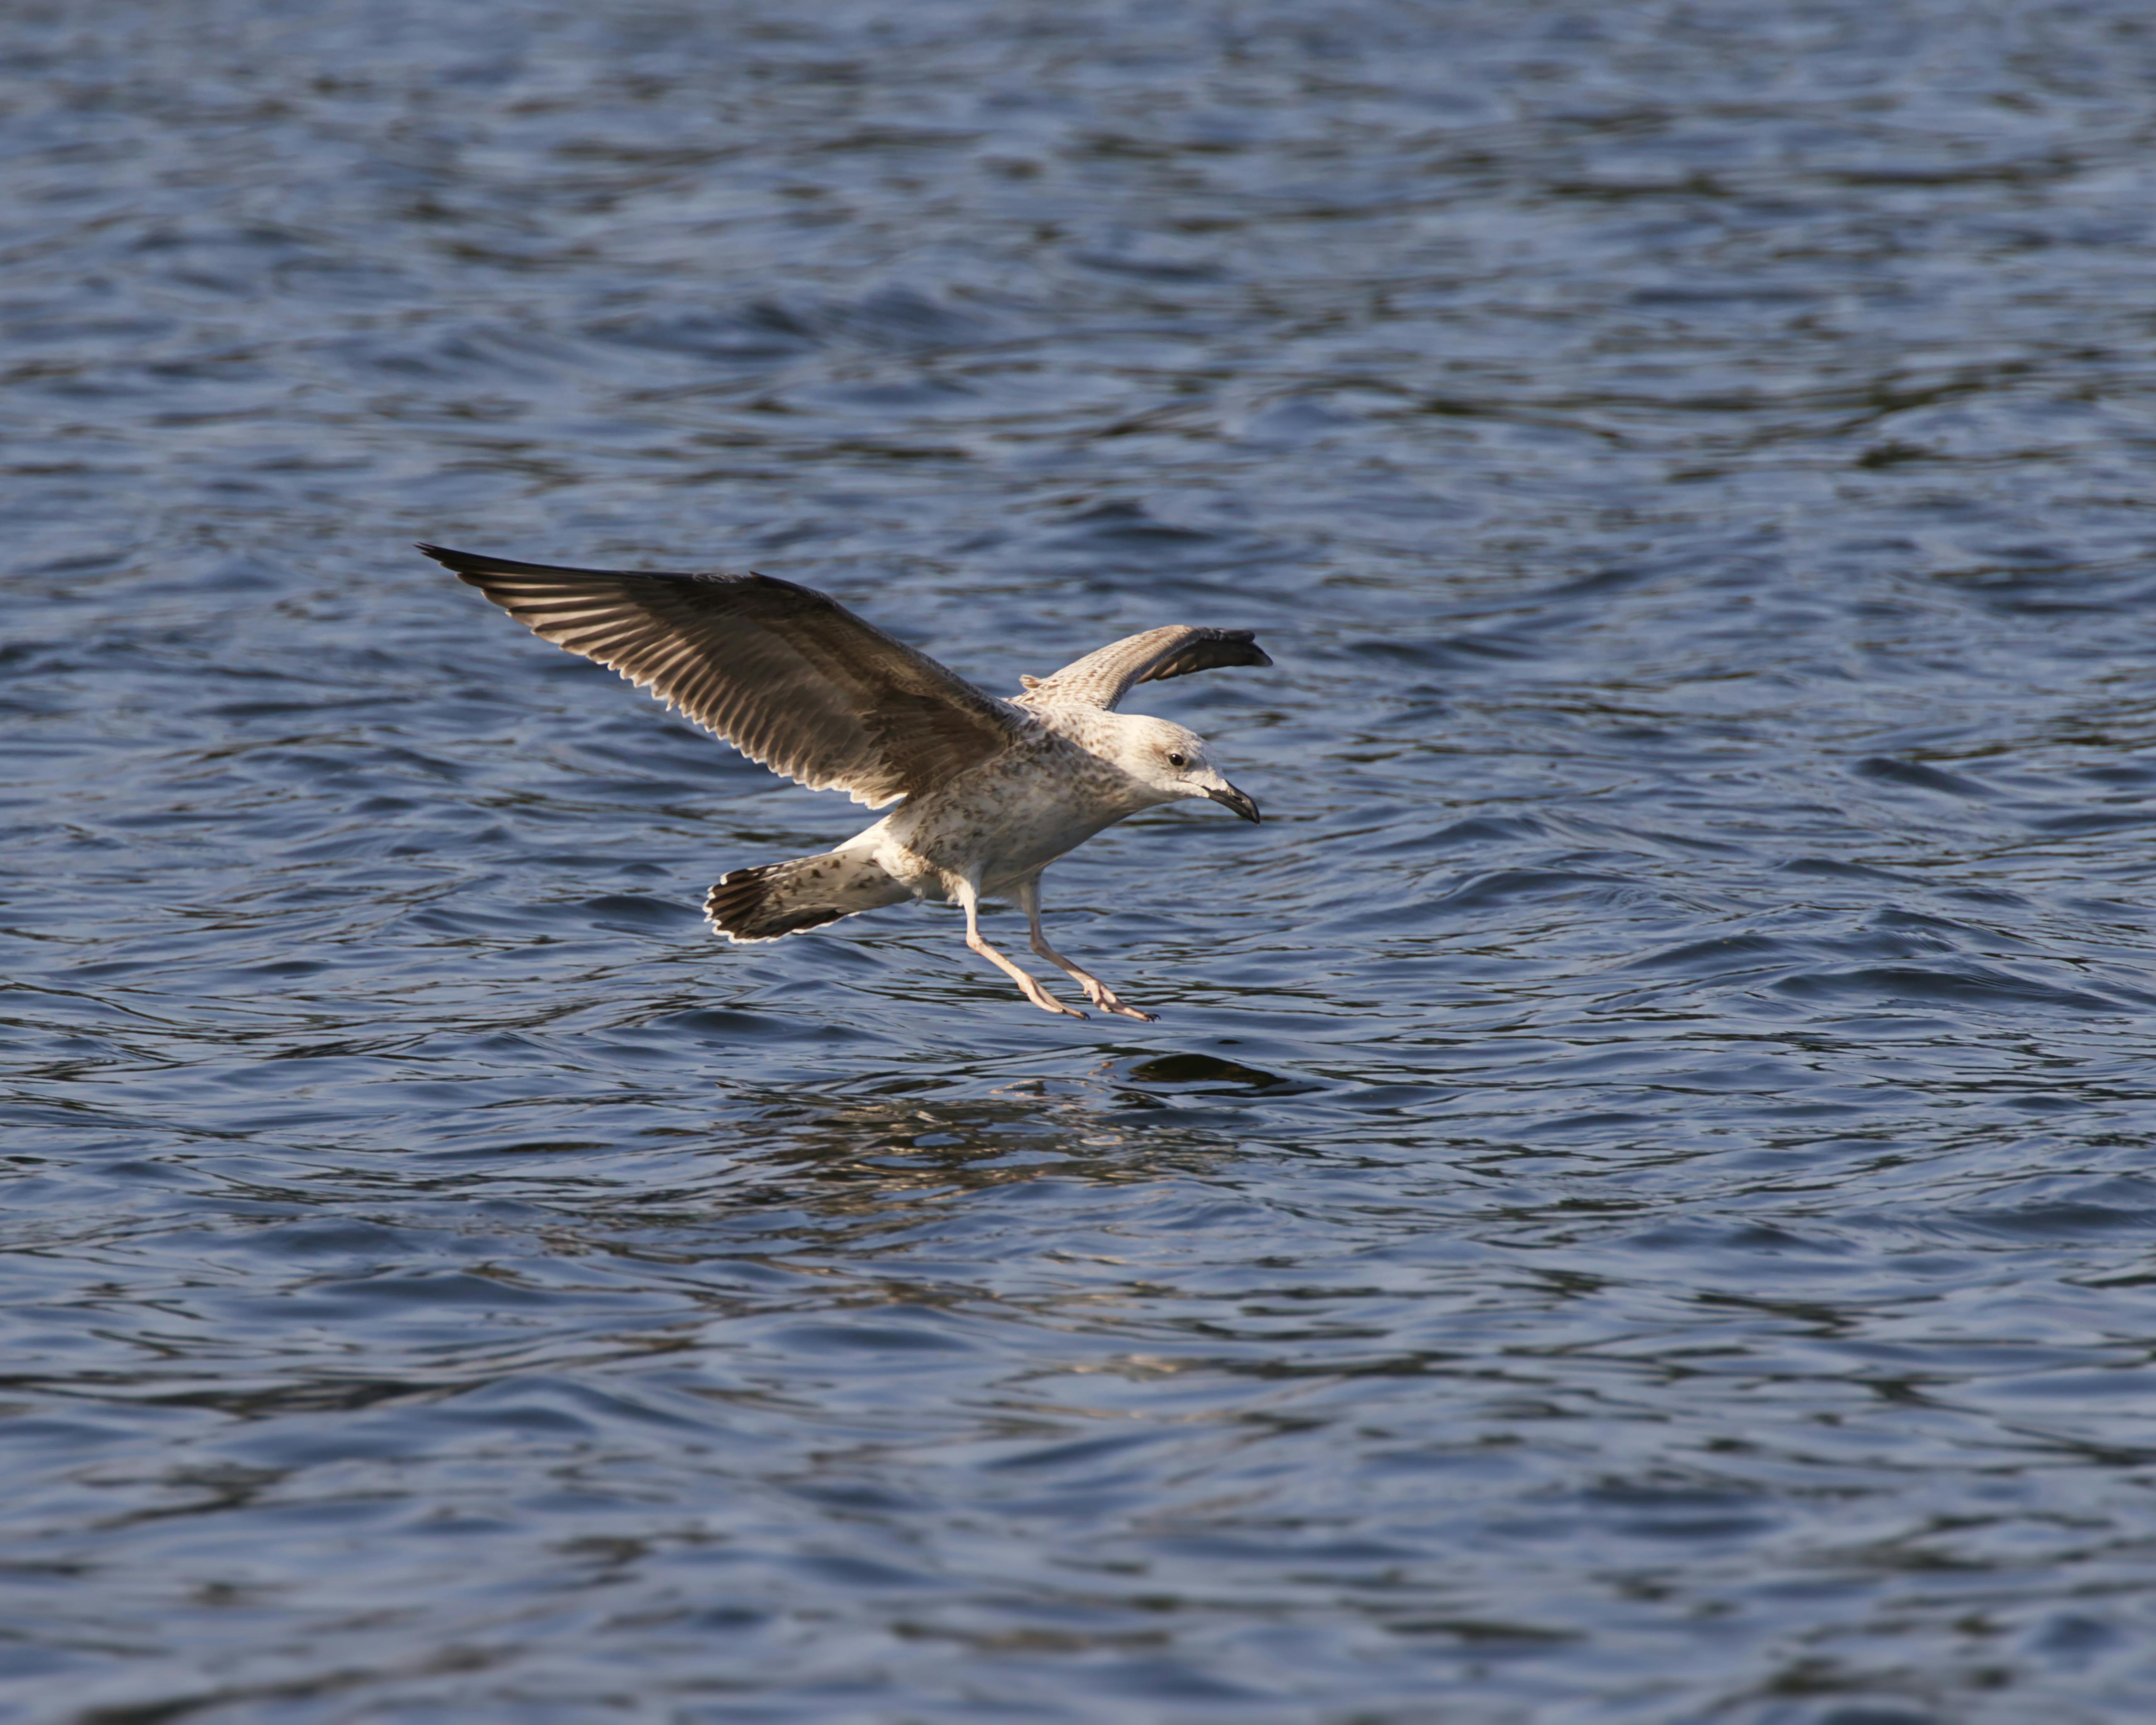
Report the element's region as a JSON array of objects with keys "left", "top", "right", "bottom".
[{"left": 1108, "top": 716, "right": 1261, "bottom": 824}]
